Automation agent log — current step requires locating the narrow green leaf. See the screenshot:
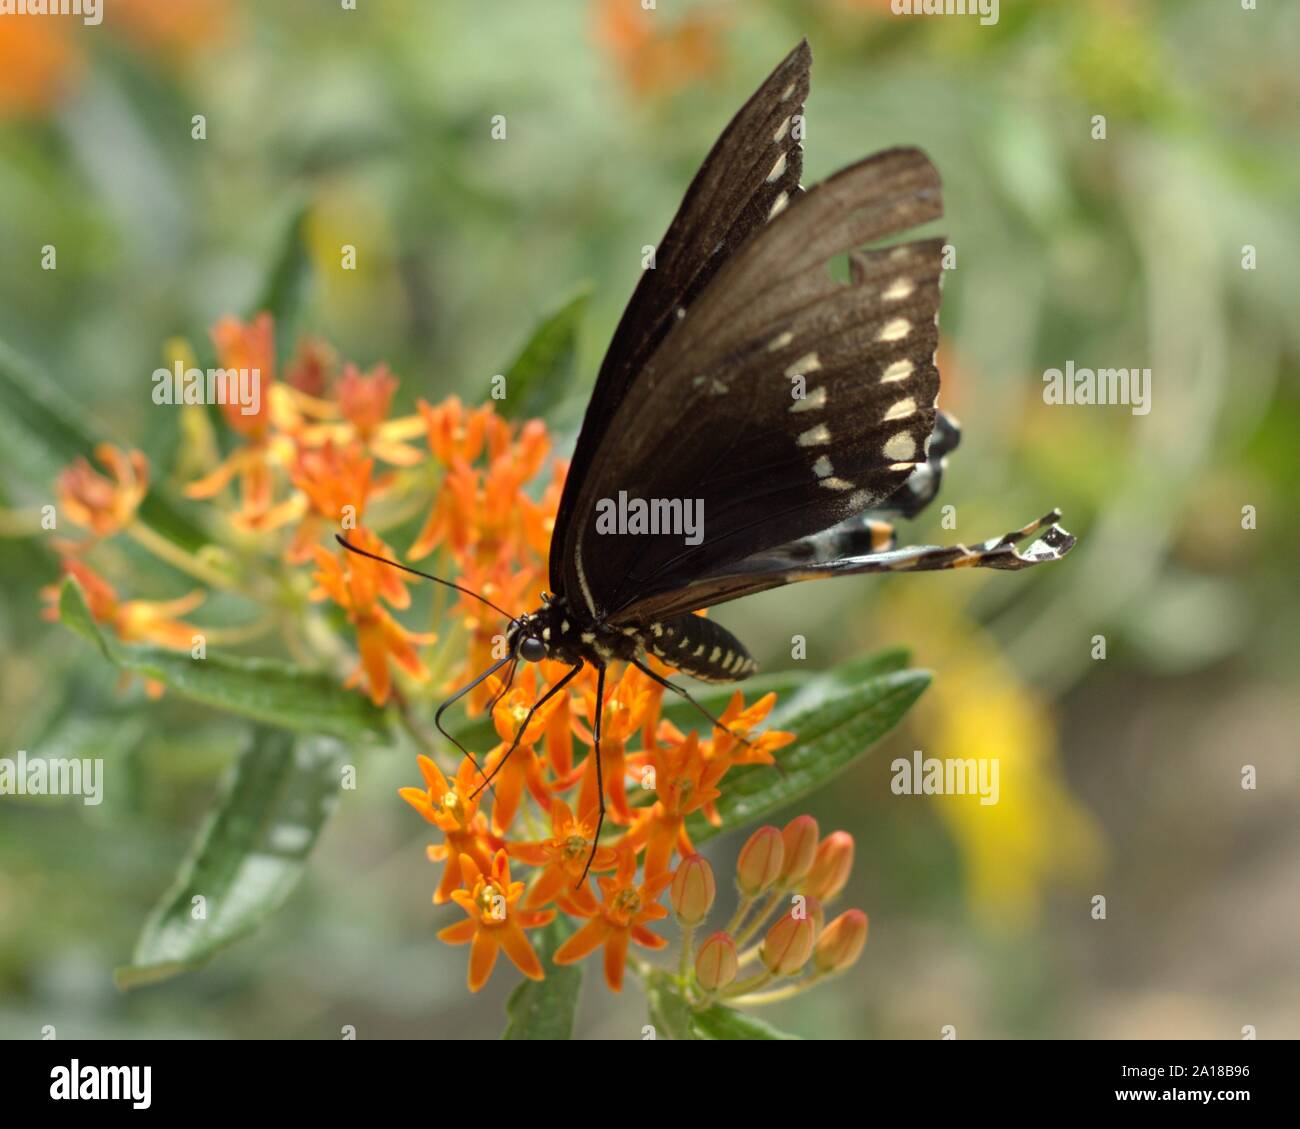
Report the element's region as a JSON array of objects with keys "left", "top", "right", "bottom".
[
  {"left": 0, "top": 338, "right": 207, "bottom": 550},
  {"left": 690, "top": 1003, "right": 801, "bottom": 1041},
  {"left": 60, "top": 578, "right": 389, "bottom": 742},
  {"left": 501, "top": 287, "right": 590, "bottom": 420},
  {"left": 686, "top": 667, "right": 930, "bottom": 845},
  {"left": 502, "top": 917, "right": 583, "bottom": 1040},
  {"left": 251, "top": 203, "right": 313, "bottom": 362},
  {"left": 117, "top": 728, "right": 347, "bottom": 988}
]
